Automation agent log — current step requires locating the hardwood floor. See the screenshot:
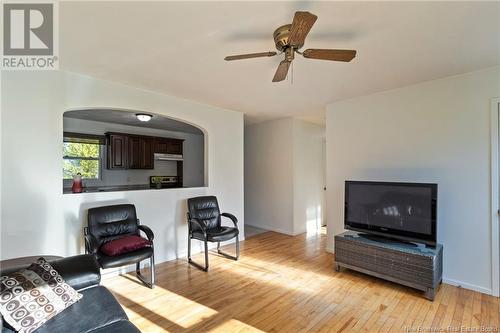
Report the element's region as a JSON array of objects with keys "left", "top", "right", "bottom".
[{"left": 104, "top": 231, "right": 500, "bottom": 332}]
